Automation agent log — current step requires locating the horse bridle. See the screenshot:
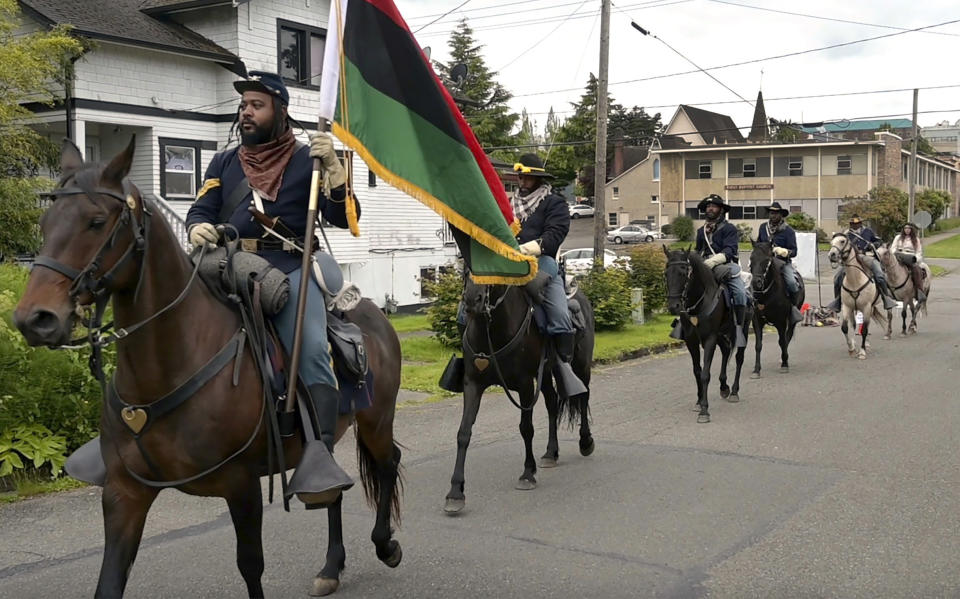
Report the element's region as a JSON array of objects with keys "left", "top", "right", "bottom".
[
  {"left": 666, "top": 257, "right": 705, "bottom": 316},
  {"left": 752, "top": 257, "right": 775, "bottom": 299}
]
